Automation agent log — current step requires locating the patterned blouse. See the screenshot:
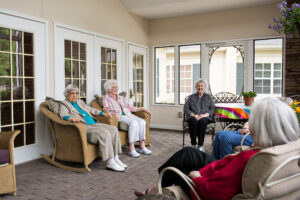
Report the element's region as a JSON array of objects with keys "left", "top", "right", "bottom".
[
  {"left": 102, "top": 94, "right": 137, "bottom": 120},
  {"left": 184, "top": 92, "right": 215, "bottom": 121}
]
